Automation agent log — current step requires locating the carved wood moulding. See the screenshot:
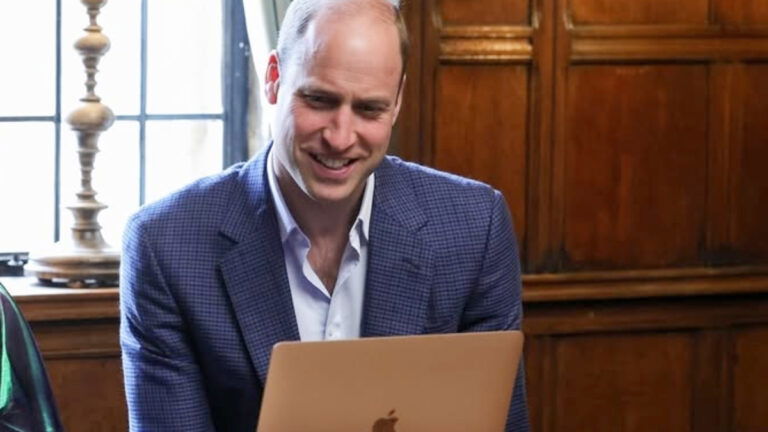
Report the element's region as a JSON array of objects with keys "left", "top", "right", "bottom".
[
  {"left": 571, "top": 37, "right": 768, "bottom": 62},
  {"left": 523, "top": 266, "right": 768, "bottom": 302},
  {"left": 439, "top": 25, "right": 534, "bottom": 63}
]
